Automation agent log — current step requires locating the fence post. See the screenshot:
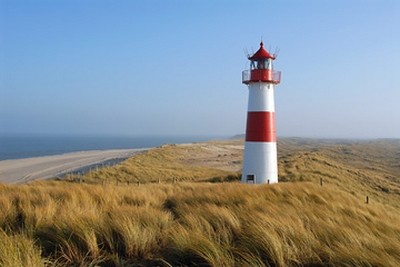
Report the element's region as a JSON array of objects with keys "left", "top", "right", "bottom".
[
  {"left": 365, "top": 196, "right": 369, "bottom": 204},
  {"left": 320, "top": 178, "right": 323, "bottom": 186}
]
